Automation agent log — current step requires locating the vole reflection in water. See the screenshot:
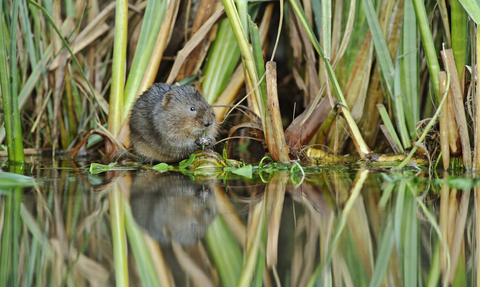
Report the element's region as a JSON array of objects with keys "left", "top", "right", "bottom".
[{"left": 130, "top": 171, "right": 217, "bottom": 246}]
